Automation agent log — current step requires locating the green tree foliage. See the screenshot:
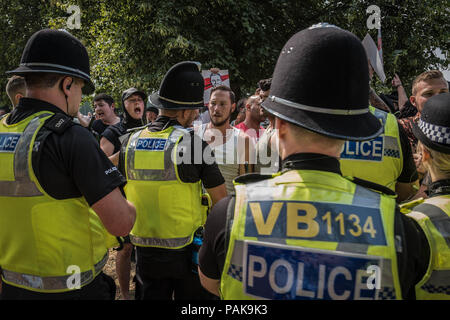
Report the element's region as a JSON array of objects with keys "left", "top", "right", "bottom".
[{"left": 0, "top": 0, "right": 448, "bottom": 107}]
